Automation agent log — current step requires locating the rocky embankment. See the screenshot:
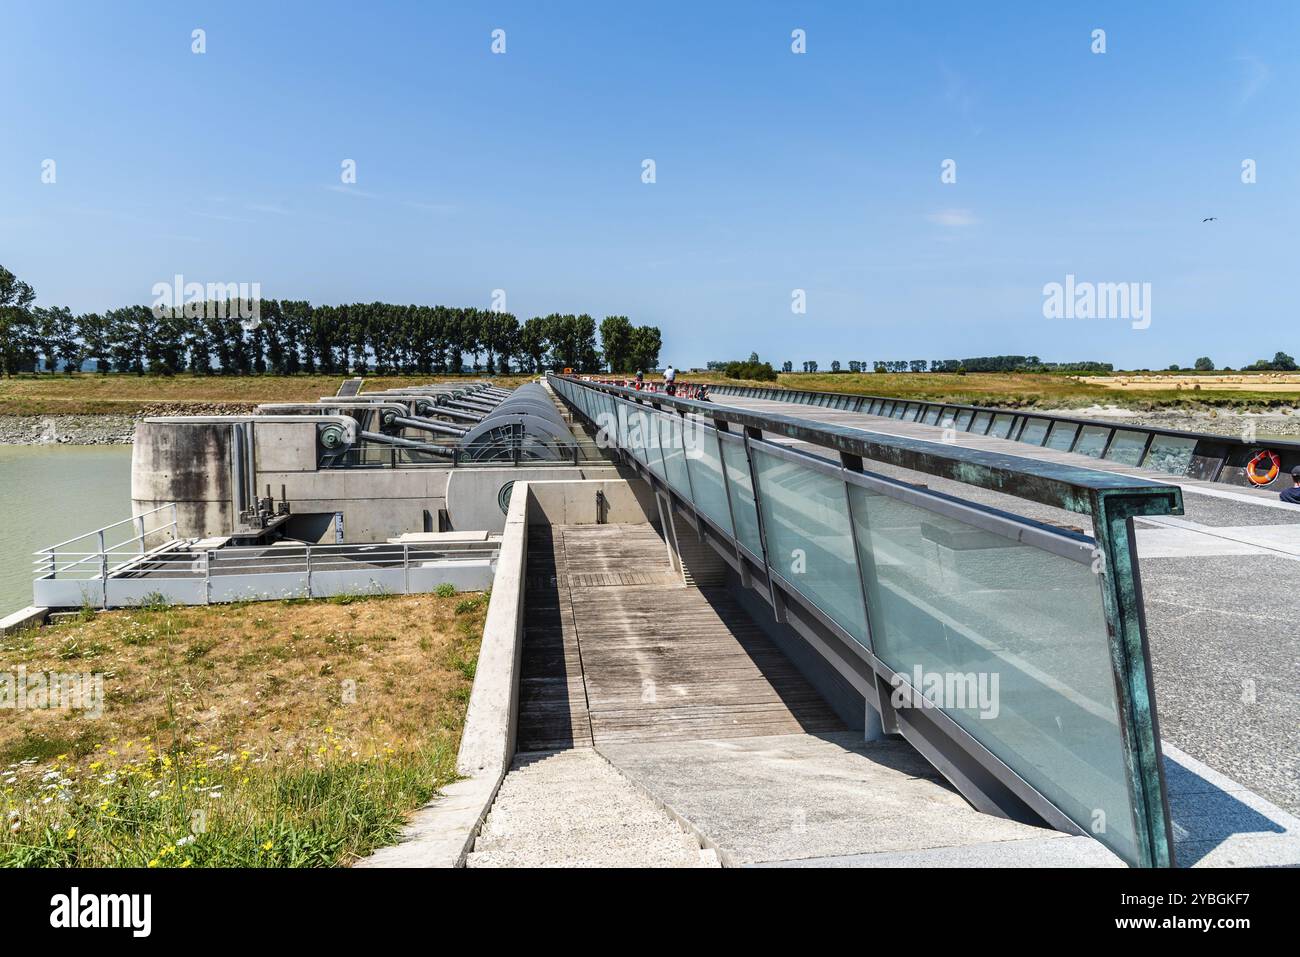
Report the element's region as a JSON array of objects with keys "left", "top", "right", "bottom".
[
  {"left": 0, "top": 403, "right": 256, "bottom": 445},
  {"left": 1034, "top": 405, "right": 1300, "bottom": 439}
]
